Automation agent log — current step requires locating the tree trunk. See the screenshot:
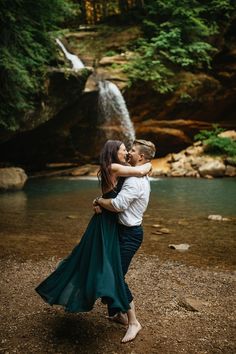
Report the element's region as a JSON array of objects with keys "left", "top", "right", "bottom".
[
  {"left": 102, "top": 0, "right": 107, "bottom": 18},
  {"left": 92, "top": 0, "right": 97, "bottom": 23},
  {"left": 137, "top": 0, "right": 144, "bottom": 8},
  {"left": 119, "top": 0, "right": 129, "bottom": 14},
  {"left": 79, "top": 0, "right": 87, "bottom": 23}
]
